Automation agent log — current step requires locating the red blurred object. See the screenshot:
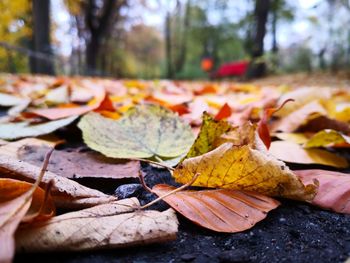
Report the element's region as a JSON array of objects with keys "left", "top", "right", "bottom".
[
  {"left": 212, "top": 60, "right": 249, "bottom": 78},
  {"left": 201, "top": 58, "right": 214, "bottom": 72}
]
